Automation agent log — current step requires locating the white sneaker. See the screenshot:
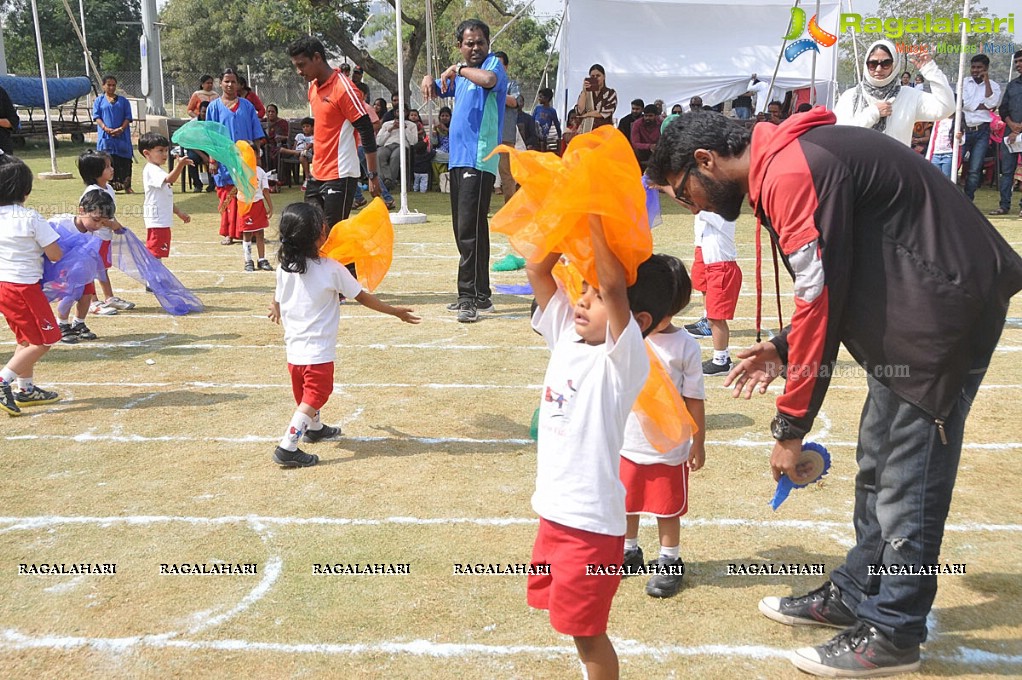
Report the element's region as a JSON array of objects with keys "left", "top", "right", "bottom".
[
  {"left": 91, "top": 302, "right": 118, "bottom": 316},
  {"left": 105, "top": 296, "right": 136, "bottom": 311}
]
